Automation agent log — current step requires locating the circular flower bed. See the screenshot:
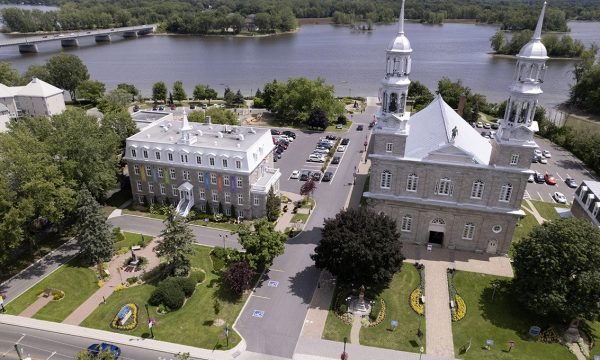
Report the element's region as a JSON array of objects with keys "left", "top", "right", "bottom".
[
  {"left": 410, "top": 288, "right": 424, "bottom": 316},
  {"left": 452, "top": 295, "right": 466, "bottom": 321},
  {"left": 365, "top": 298, "right": 386, "bottom": 327},
  {"left": 110, "top": 303, "right": 139, "bottom": 331}
]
